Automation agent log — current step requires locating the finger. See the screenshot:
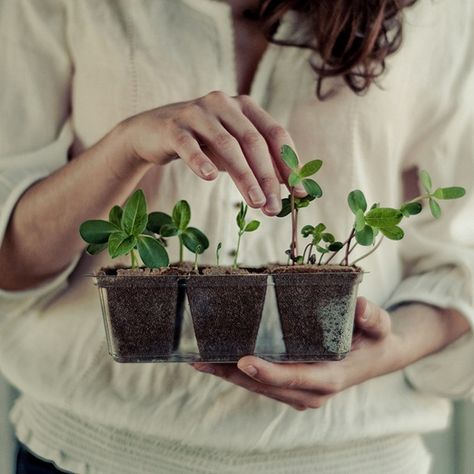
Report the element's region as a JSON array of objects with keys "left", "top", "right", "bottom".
[
  {"left": 218, "top": 107, "right": 282, "bottom": 216},
  {"left": 355, "top": 297, "right": 392, "bottom": 339},
  {"left": 192, "top": 363, "right": 331, "bottom": 410},
  {"left": 235, "top": 356, "right": 345, "bottom": 393},
  {"left": 172, "top": 131, "right": 219, "bottom": 181},
  {"left": 189, "top": 113, "right": 268, "bottom": 209},
  {"left": 236, "top": 95, "right": 307, "bottom": 197}
]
